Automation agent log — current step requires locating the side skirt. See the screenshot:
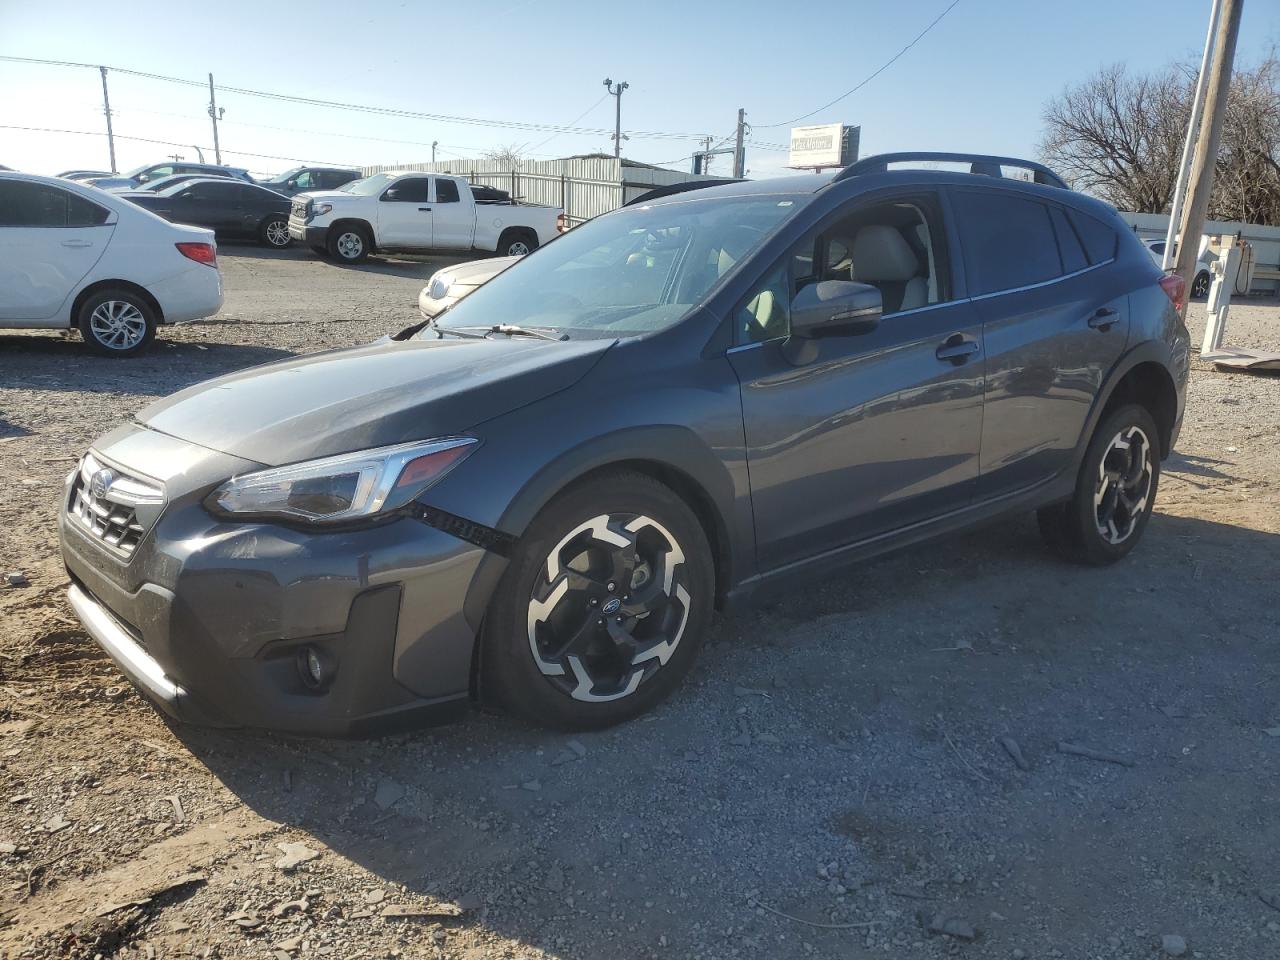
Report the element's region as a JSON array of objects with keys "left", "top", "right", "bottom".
[{"left": 722, "top": 472, "right": 1075, "bottom": 613}]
